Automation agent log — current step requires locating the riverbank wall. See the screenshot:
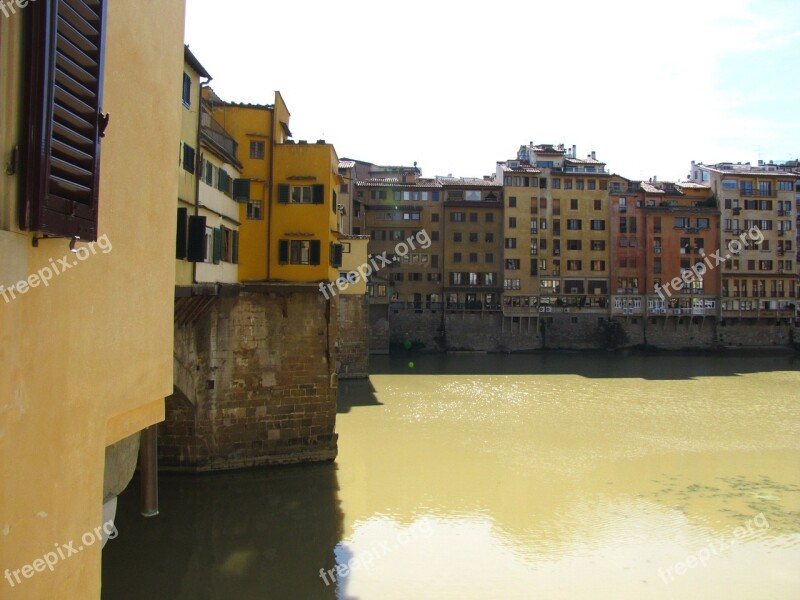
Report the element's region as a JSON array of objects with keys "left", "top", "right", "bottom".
[{"left": 383, "top": 306, "right": 796, "bottom": 352}]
